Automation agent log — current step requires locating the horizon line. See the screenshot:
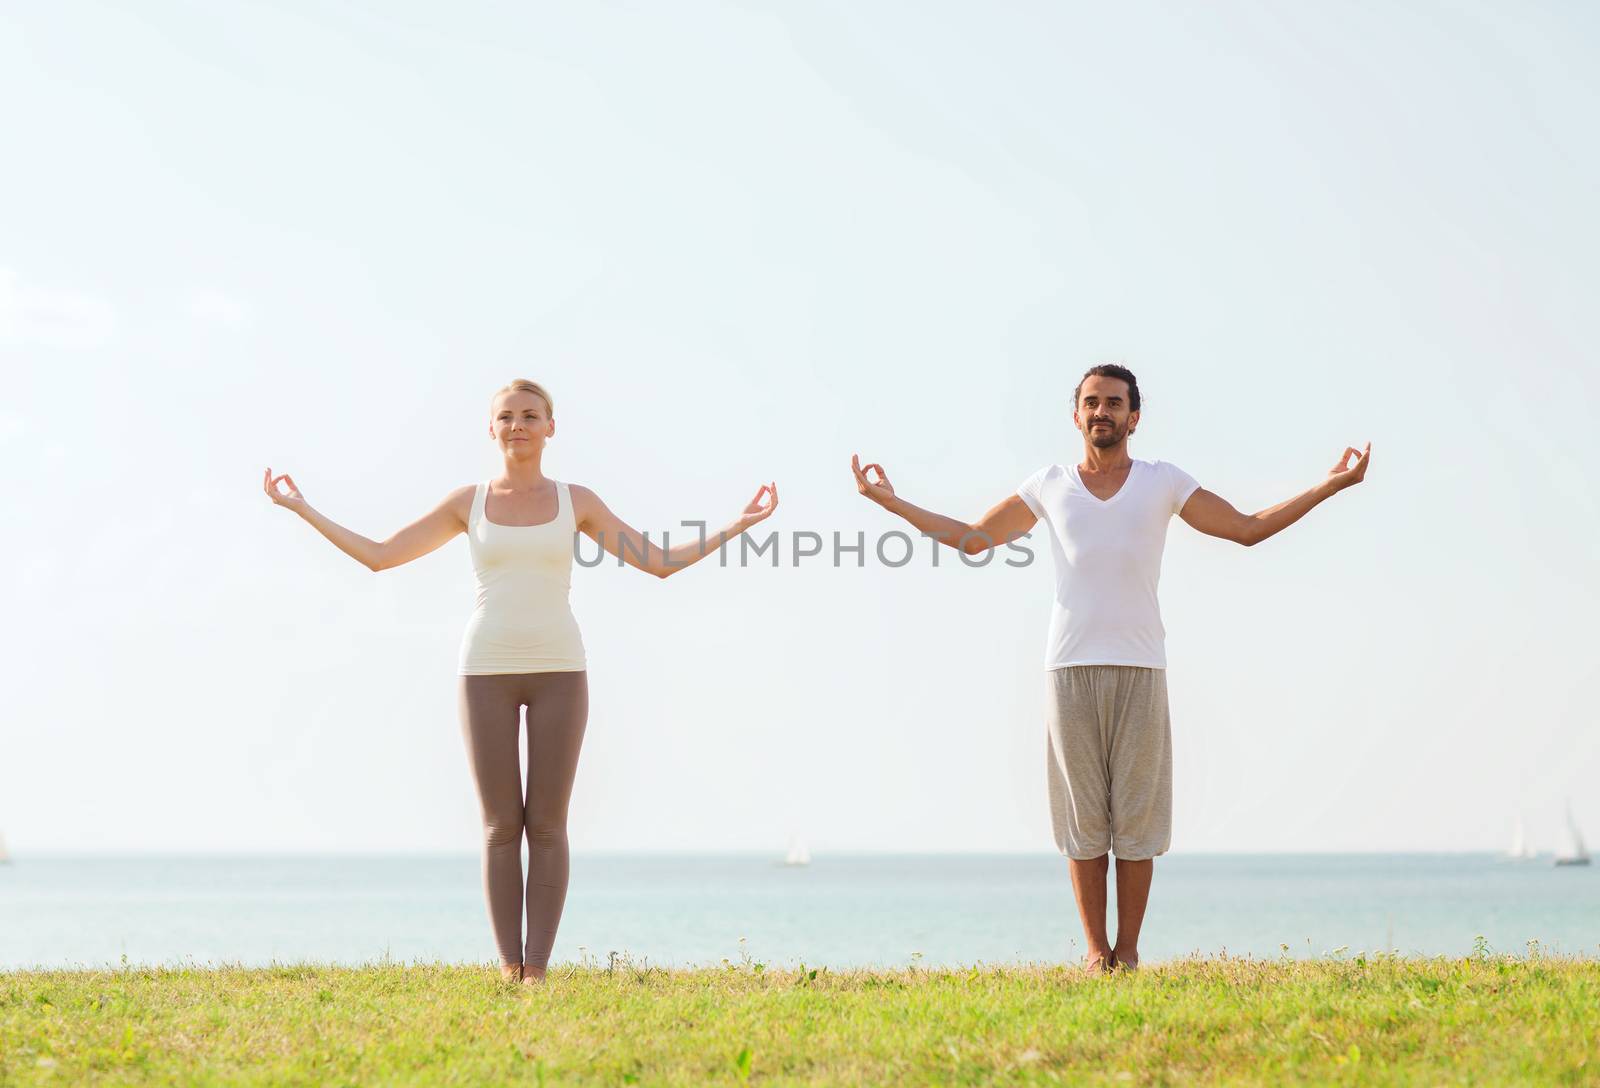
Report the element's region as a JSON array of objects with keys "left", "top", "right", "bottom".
[{"left": 3, "top": 848, "right": 1532, "bottom": 859}]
